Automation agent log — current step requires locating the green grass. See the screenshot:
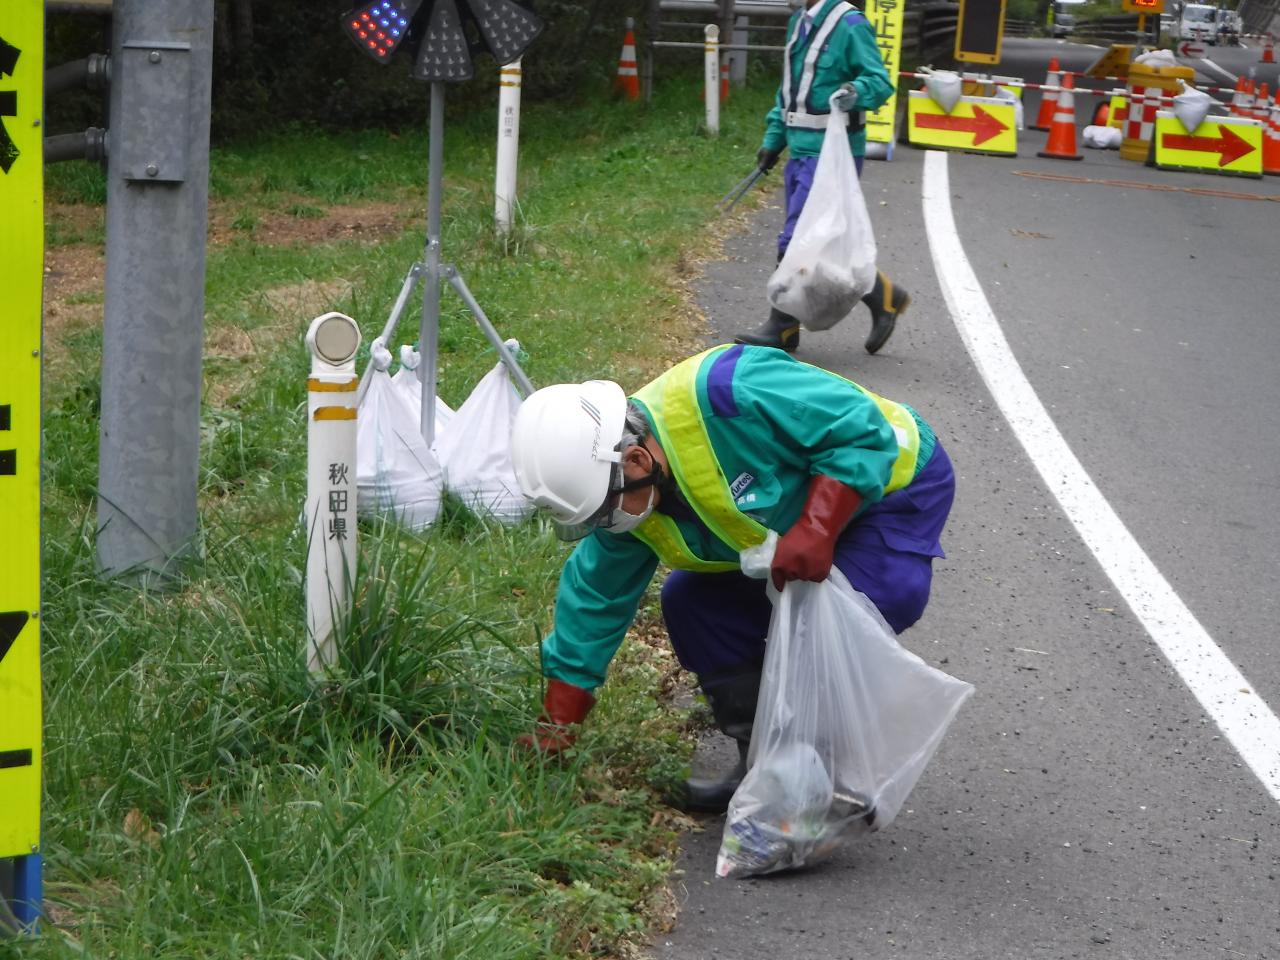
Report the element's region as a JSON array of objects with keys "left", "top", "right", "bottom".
[{"left": 20, "top": 70, "right": 780, "bottom": 957}]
